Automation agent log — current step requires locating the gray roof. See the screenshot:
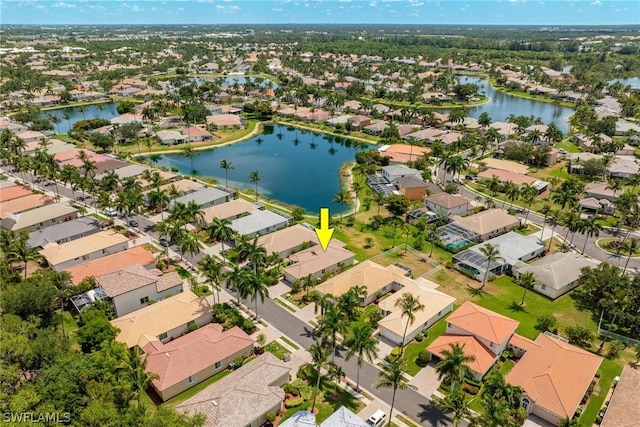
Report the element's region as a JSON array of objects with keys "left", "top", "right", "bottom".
[
  {"left": 27, "top": 217, "right": 100, "bottom": 248},
  {"left": 382, "top": 164, "right": 421, "bottom": 179},
  {"left": 394, "top": 175, "right": 427, "bottom": 189},
  {"left": 110, "top": 164, "right": 147, "bottom": 180},
  {"left": 278, "top": 411, "right": 317, "bottom": 427},
  {"left": 1, "top": 203, "right": 77, "bottom": 231},
  {"left": 455, "top": 231, "right": 544, "bottom": 270},
  {"left": 230, "top": 209, "right": 289, "bottom": 236},
  {"left": 174, "top": 353, "right": 290, "bottom": 427},
  {"left": 515, "top": 252, "right": 598, "bottom": 290},
  {"left": 321, "top": 406, "right": 369, "bottom": 427},
  {"left": 171, "top": 187, "right": 232, "bottom": 209}
]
